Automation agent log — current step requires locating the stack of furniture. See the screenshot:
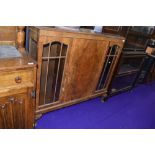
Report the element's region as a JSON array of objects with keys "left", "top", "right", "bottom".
[
  {"left": 136, "top": 39, "right": 155, "bottom": 84},
  {"left": 0, "top": 27, "right": 36, "bottom": 128},
  {"left": 103, "top": 26, "right": 154, "bottom": 96},
  {"left": 28, "top": 26, "right": 125, "bottom": 117},
  {"left": 144, "top": 34, "right": 155, "bottom": 83}
]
